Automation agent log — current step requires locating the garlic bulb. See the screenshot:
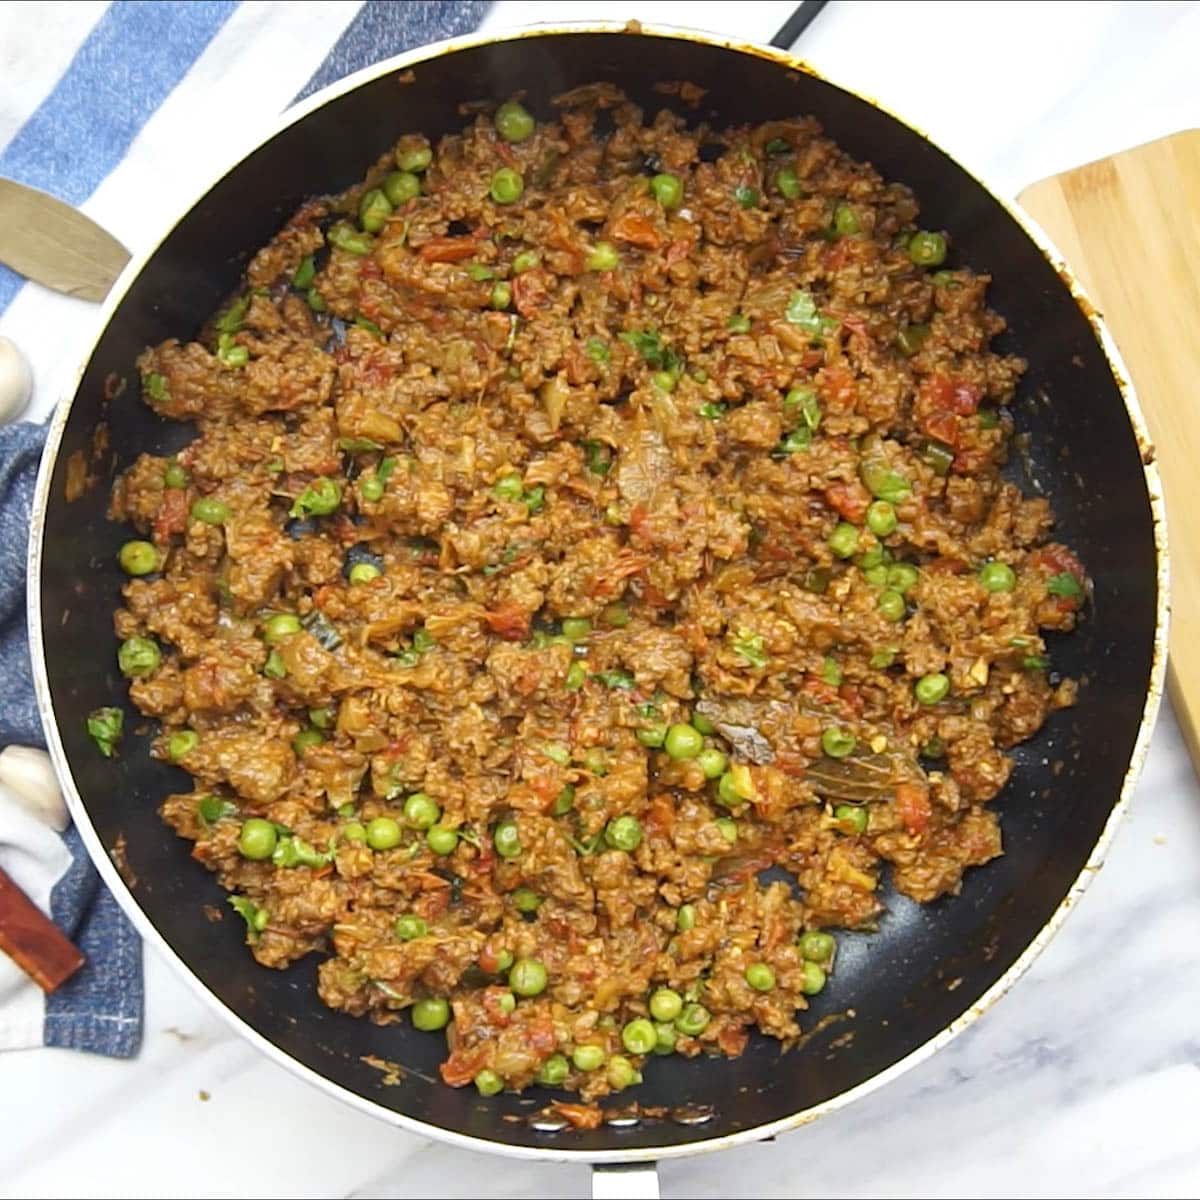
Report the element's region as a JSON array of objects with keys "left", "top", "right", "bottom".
[
  {"left": 0, "top": 336, "right": 33, "bottom": 423},
  {"left": 0, "top": 746, "right": 69, "bottom": 831}
]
